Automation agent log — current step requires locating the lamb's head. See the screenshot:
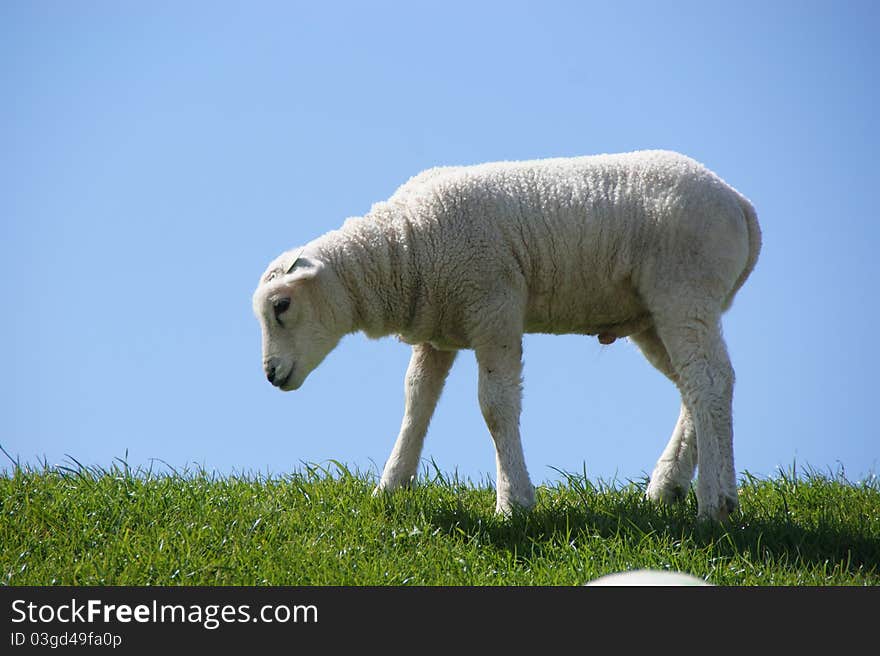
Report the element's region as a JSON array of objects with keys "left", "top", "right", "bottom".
[{"left": 252, "top": 249, "right": 343, "bottom": 391}]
